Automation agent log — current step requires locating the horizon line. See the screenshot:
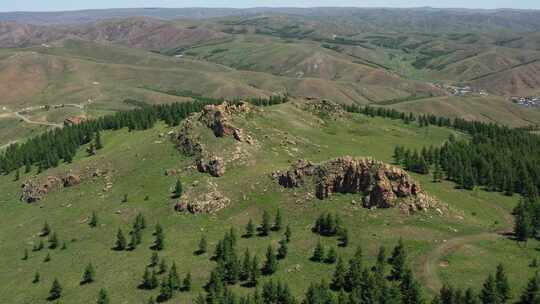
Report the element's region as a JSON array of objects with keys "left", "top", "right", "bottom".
[{"left": 1, "top": 6, "right": 539, "bottom": 14}]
